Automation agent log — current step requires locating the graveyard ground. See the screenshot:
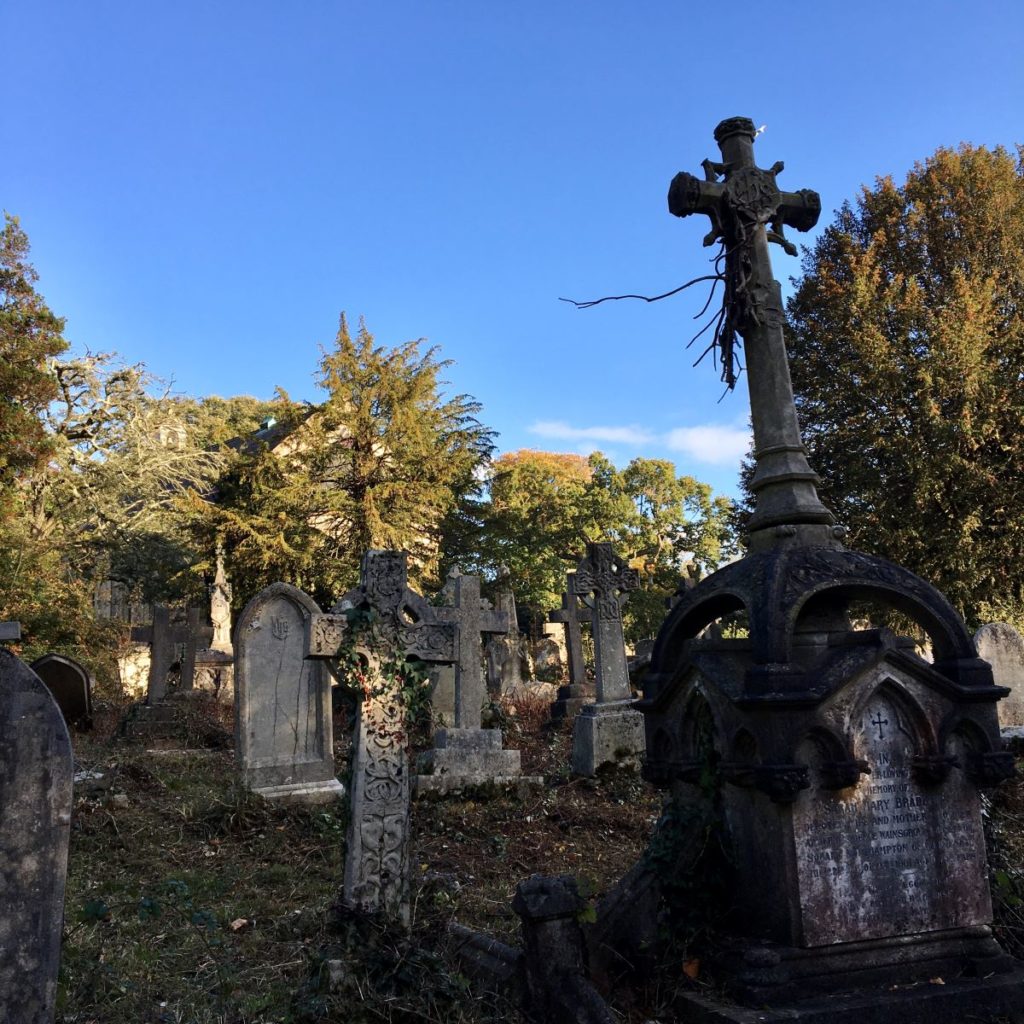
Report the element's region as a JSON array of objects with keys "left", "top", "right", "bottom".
[
  {"left": 58, "top": 695, "right": 1024, "bottom": 1024},
  {"left": 58, "top": 692, "right": 661, "bottom": 1024}
]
